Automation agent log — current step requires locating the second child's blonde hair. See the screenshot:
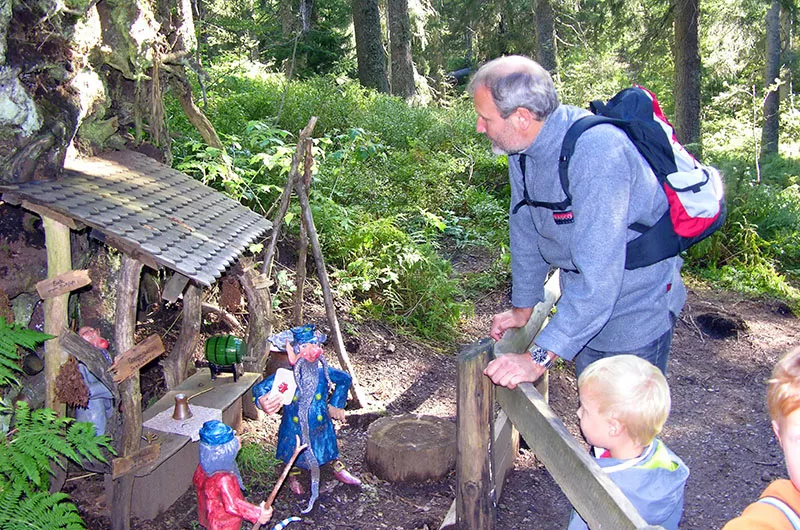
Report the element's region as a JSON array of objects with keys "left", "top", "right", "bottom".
[
  {"left": 768, "top": 346, "right": 800, "bottom": 424},
  {"left": 578, "top": 355, "right": 671, "bottom": 447}
]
